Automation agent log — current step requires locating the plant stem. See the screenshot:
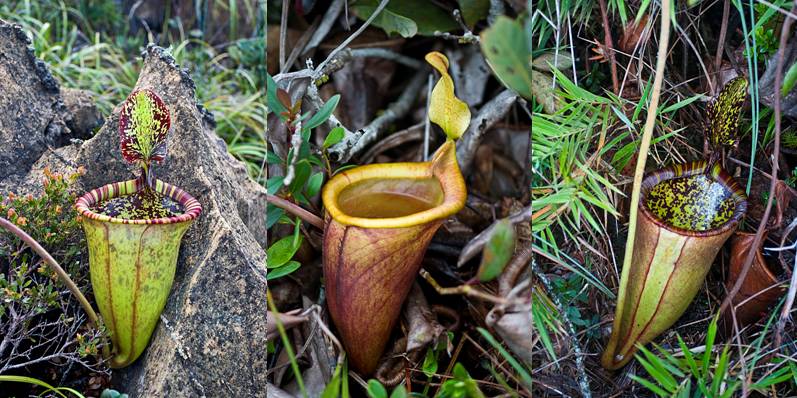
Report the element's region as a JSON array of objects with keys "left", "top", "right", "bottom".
[
  {"left": 418, "top": 268, "right": 511, "bottom": 305},
  {"left": 0, "top": 217, "right": 110, "bottom": 361},
  {"left": 606, "top": 0, "right": 671, "bottom": 364},
  {"left": 266, "top": 289, "right": 308, "bottom": 398},
  {"left": 0, "top": 217, "right": 99, "bottom": 328},
  {"left": 770, "top": 3, "right": 796, "bottom": 352},
  {"left": 714, "top": 0, "right": 730, "bottom": 83},
  {"left": 266, "top": 193, "right": 324, "bottom": 229},
  {"left": 597, "top": 0, "right": 619, "bottom": 95}
]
